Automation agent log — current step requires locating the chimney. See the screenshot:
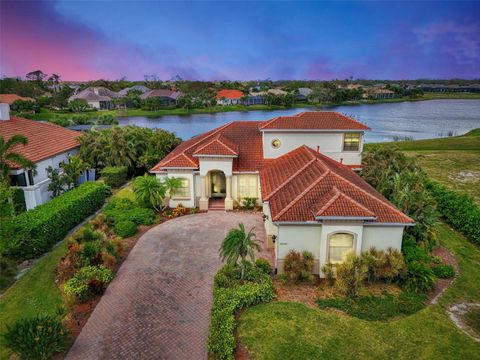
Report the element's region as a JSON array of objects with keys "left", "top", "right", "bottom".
[
  {"left": 0, "top": 103, "right": 10, "bottom": 121},
  {"left": 316, "top": 145, "right": 320, "bottom": 152}
]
